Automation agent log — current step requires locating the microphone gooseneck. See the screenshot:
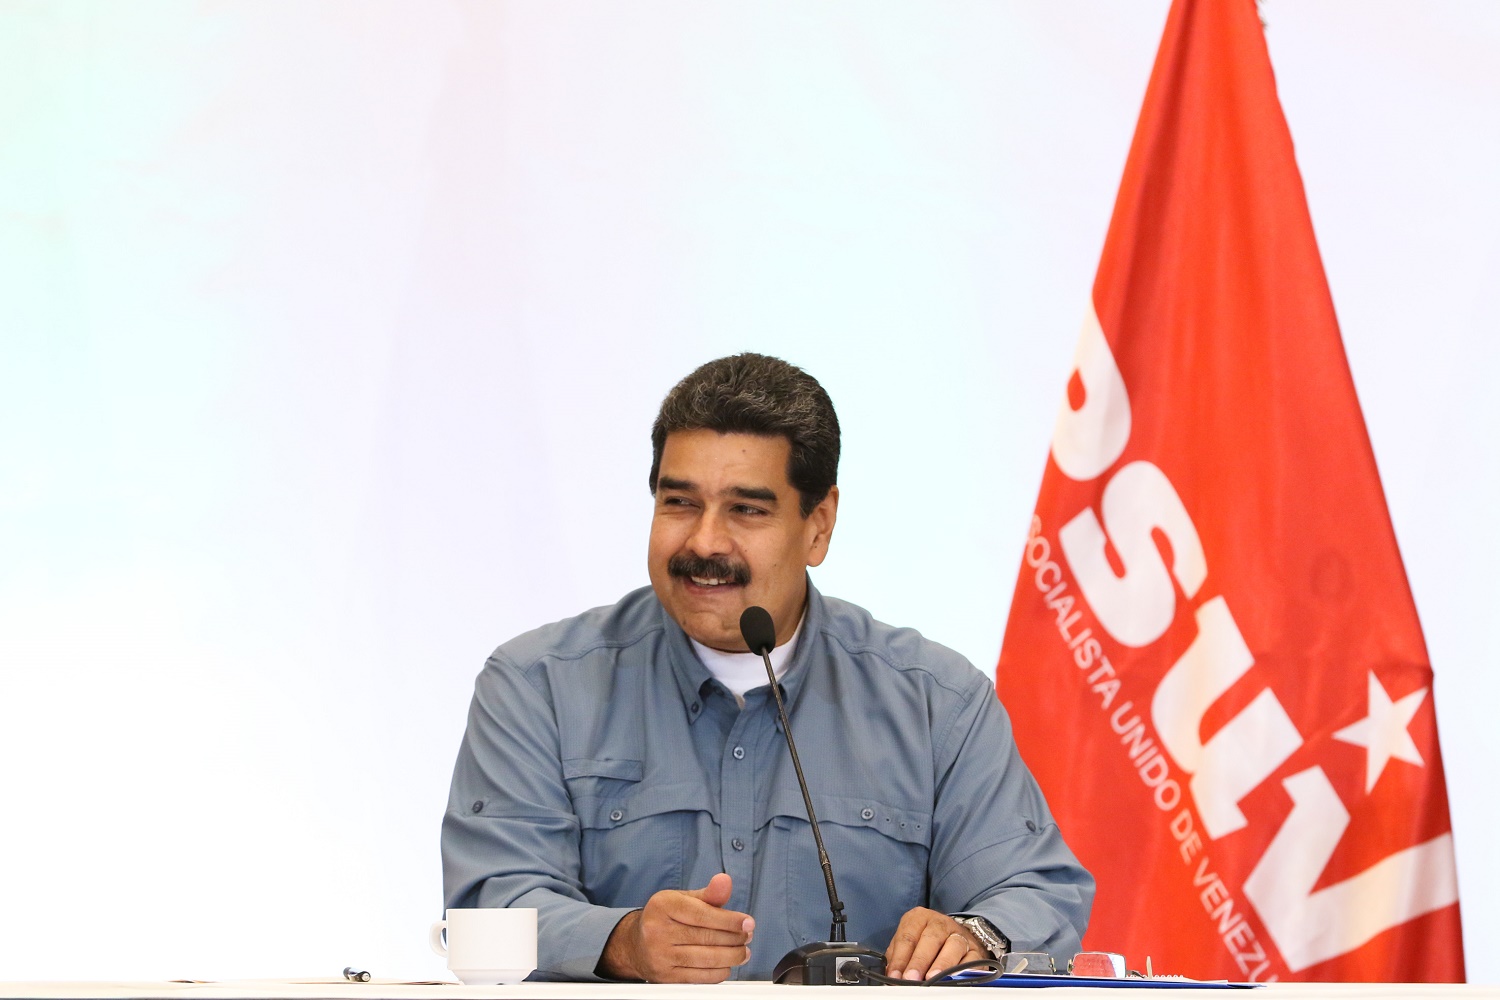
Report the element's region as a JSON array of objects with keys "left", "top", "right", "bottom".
[{"left": 738, "top": 605, "right": 847, "bottom": 943}]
